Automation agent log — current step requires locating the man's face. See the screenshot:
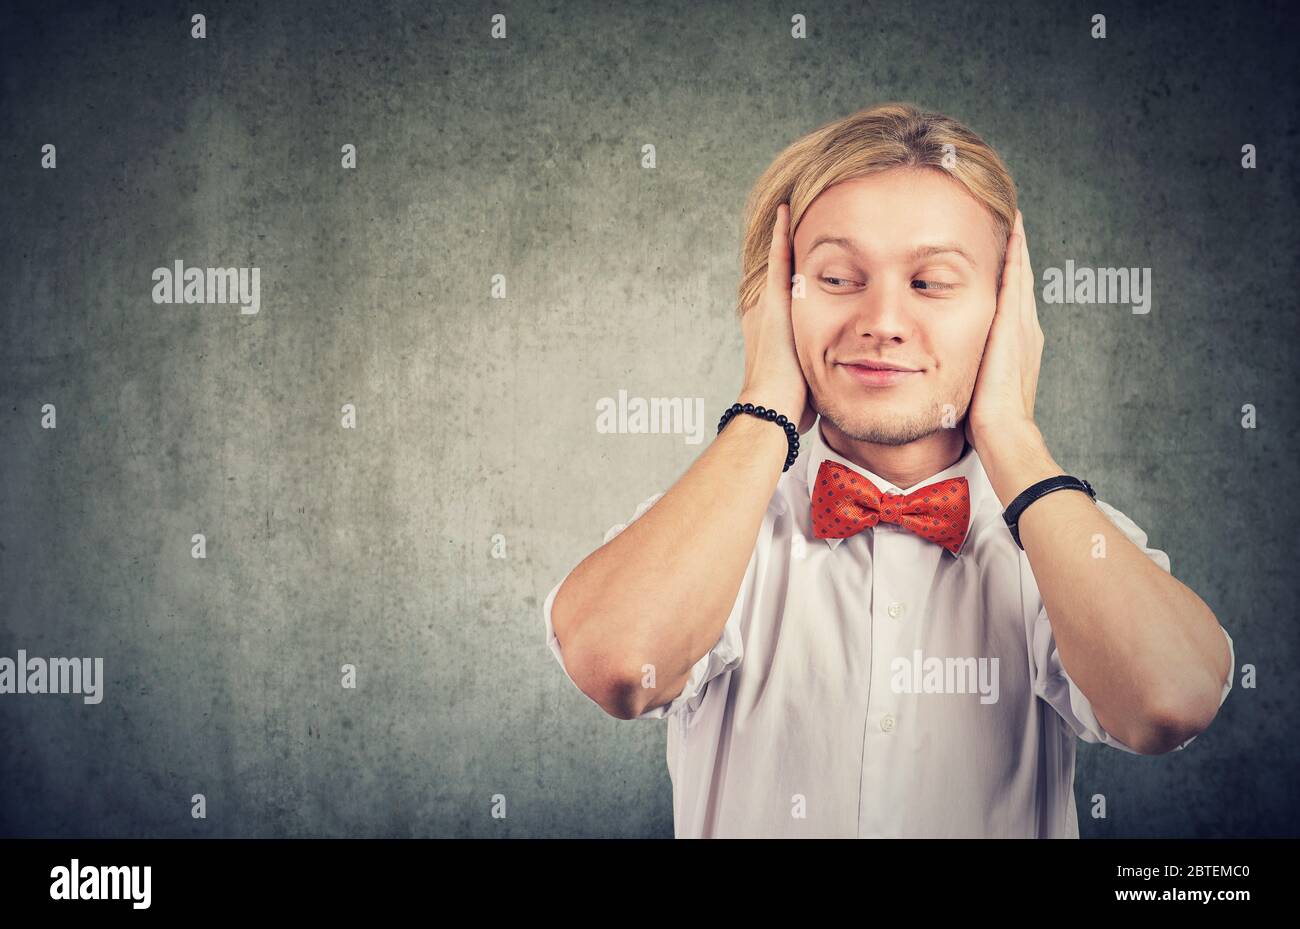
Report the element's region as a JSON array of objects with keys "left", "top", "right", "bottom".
[{"left": 791, "top": 167, "right": 1004, "bottom": 446}]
